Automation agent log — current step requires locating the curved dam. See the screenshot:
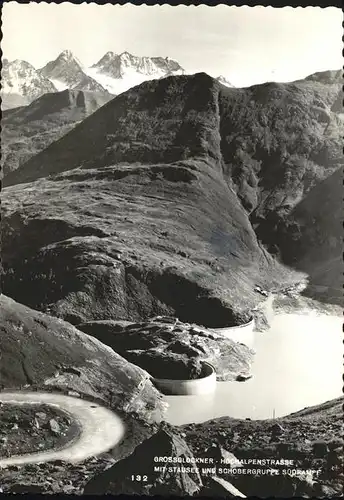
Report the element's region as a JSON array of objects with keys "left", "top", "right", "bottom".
[
  {"left": 210, "top": 318, "right": 255, "bottom": 348},
  {"left": 152, "top": 361, "right": 216, "bottom": 395}
]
